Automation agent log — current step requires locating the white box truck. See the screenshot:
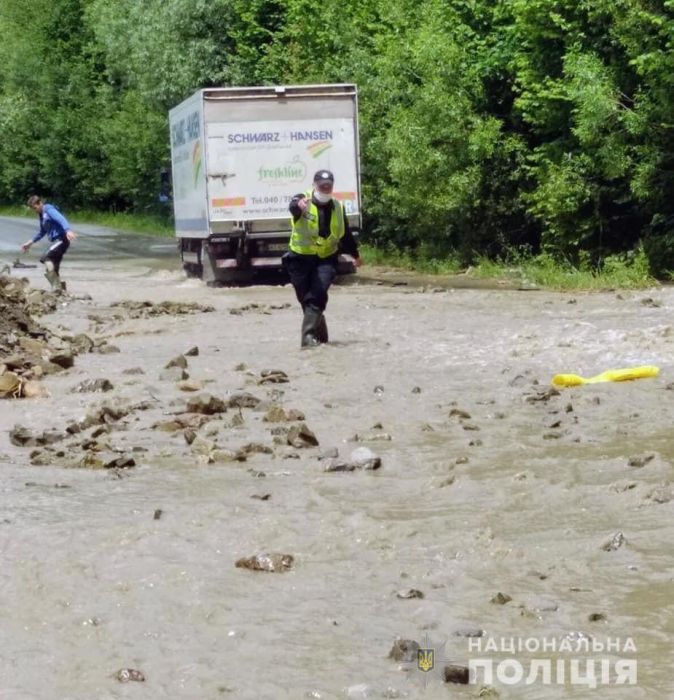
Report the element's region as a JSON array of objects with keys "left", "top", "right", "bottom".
[{"left": 168, "top": 84, "right": 362, "bottom": 283}]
